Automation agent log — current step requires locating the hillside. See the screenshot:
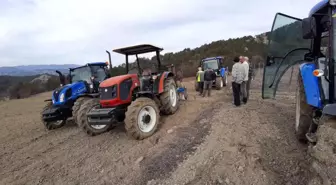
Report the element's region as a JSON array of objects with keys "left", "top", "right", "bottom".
[
  {"left": 0, "top": 74, "right": 59, "bottom": 100},
  {"left": 0, "top": 64, "right": 80, "bottom": 76}
]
